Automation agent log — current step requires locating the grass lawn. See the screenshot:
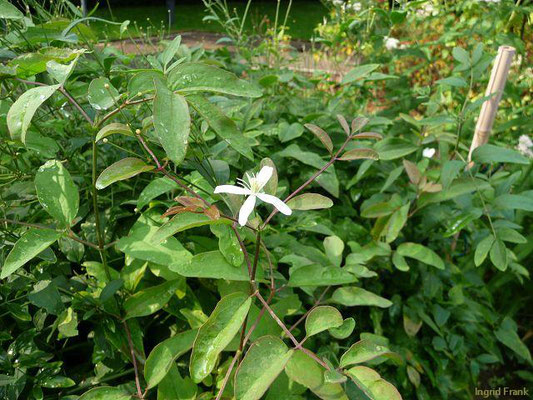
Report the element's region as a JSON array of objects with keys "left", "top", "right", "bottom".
[{"left": 93, "top": 0, "right": 328, "bottom": 40}]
